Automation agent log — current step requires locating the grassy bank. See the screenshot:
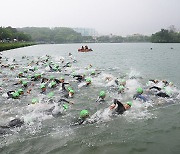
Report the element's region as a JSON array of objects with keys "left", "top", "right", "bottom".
[{"left": 0, "top": 42, "right": 36, "bottom": 52}]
